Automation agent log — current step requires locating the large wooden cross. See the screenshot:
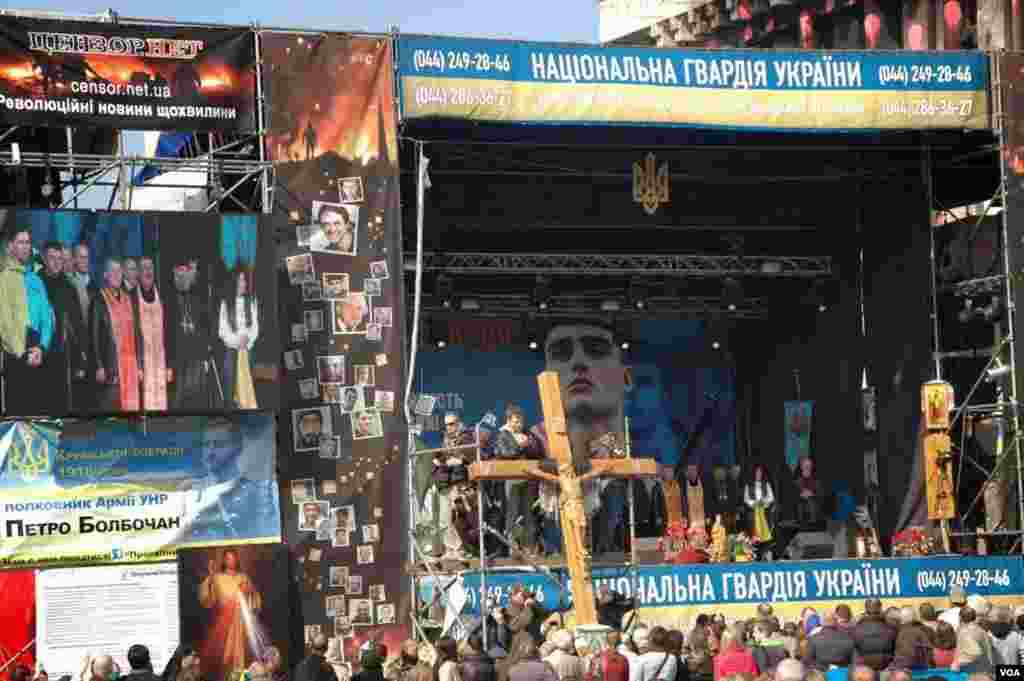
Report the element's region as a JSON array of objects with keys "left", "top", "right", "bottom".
[{"left": 469, "top": 371, "right": 657, "bottom": 625}]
